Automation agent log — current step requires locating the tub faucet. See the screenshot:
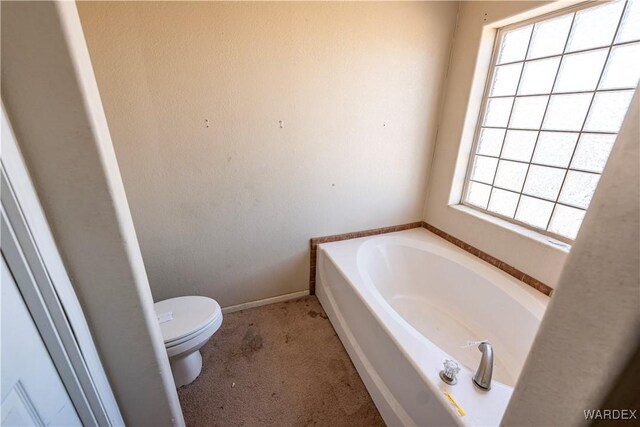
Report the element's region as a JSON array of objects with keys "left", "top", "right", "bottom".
[{"left": 473, "top": 341, "right": 493, "bottom": 391}]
